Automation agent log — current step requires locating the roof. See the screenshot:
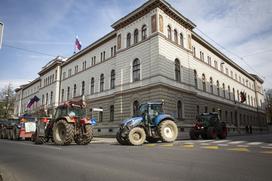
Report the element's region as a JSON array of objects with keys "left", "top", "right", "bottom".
[
  {"left": 250, "top": 74, "right": 264, "bottom": 84},
  {"left": 38, "top": 56, "right": 65, "bottom": 75},
  {"left": 21, "top": 77, "right": 40, "bottom": 90},
  {"left": 112, "top": 0, "right": 196, "bottom": 30}
]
